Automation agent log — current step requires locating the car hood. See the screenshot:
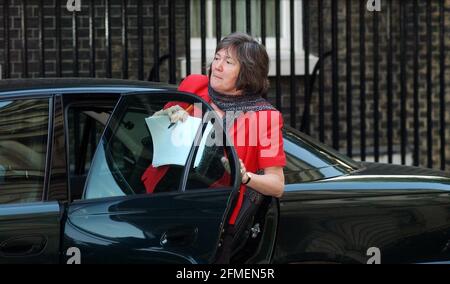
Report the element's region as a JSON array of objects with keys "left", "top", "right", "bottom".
[
  {"left": 285, "top": 162, "right": 450, "bottom": 194},
  {"left": 326, "top": 162, "right": 450, "bottom": 187},
  {"left": 356, "top": 162, "right": 450, "bottom": 179}
]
